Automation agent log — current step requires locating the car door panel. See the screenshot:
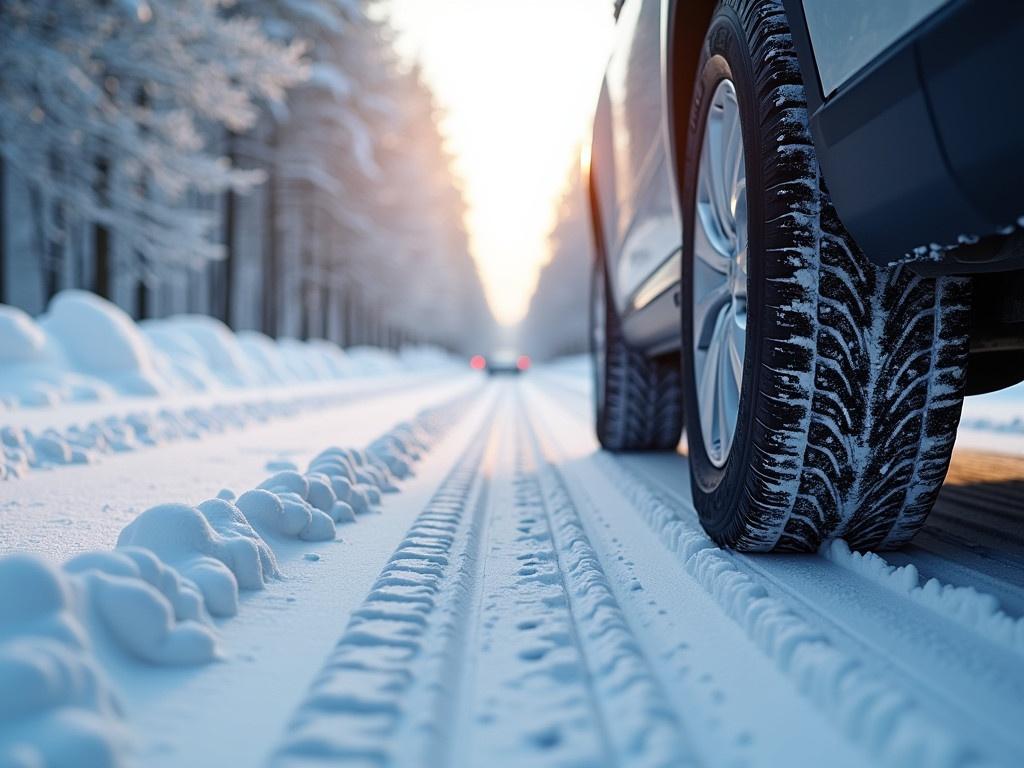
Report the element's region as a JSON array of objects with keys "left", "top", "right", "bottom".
[{"left": 603, "top": 0, "right": 682, "bottom": 324}]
